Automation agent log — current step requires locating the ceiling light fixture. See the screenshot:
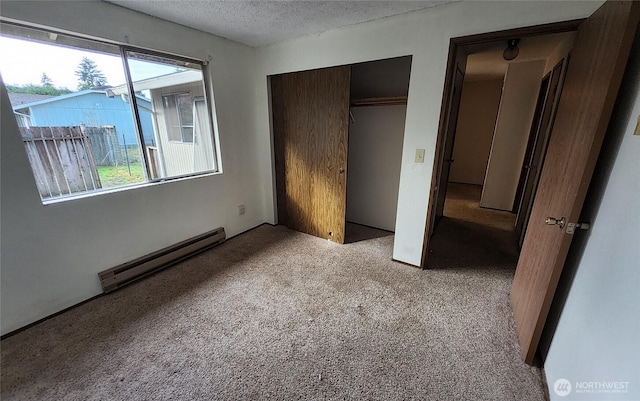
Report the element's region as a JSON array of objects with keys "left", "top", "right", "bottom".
[{"left": 503, "top": 39, "right": 520, "bottom": 61}]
